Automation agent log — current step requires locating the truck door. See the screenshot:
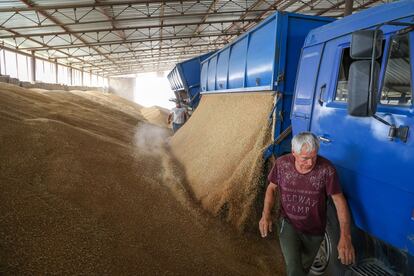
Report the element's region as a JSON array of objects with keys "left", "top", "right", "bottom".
[
  {"left": 291, "top": 44, "right": 324, "bottom": 133},
  {"left": 310, "top": 30, "right": 414, "bottom": 256}
]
